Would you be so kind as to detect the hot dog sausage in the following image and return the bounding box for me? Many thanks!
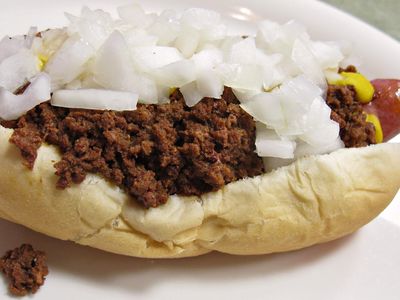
[364,79,400,142]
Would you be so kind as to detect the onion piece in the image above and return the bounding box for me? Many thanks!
[291,38,326,88]
[135,75,159,104]
[324,69,342,83]
[51,89,138,111]
[181,8,221,30]
[255,124,296,159]
[123,29,158,47]
[93,30,158,104]
[192,48,223,72]
[180,70,223,107]
[228,37,258,64]
[278,75,322,123]
[200,24,226,42]
[153,59,196,87]
[39,28,69,60]
[257,20,308,54]
[181,8,226,44]
[256,20,283,50]
[217,63,263,91]
[93,30,136,91]
[174,27,200,58]
[131,46,183,72]
[0,49,40,92]
[241,92,285,128]
[66,6,114,50]
[0,73,51,120]
[117,4,155,29]
[232,88,260,103]
[295,137,344,158]
[0,36,25,63]
[300,119,340,147]
[147,10,180,46]
[196,70,223,99]
[45,34,94,90]
[256,138,296,159]
[24,27,38,49]
[0,27,37,64]
[310,41,344,69]
[180,81,203,107]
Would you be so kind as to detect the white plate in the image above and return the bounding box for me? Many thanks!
[0,1,399,299]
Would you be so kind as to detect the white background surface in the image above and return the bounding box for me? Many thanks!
[0,0,399,299]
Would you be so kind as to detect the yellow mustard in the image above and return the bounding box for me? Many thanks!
[169,87,177,95]
[365,113,383,143]
[330,72,375,104]
[38,54,49,71]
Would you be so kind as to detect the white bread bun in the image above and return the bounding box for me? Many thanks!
[0,125,399,258]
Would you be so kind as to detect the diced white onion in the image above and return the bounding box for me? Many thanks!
[278,75,322,124]
[241,92,285,128]
[0,73,51,120]
[255,124,296,159]
[65,79,83,90]
[131,46,183,72]
[295,137,344,158]
[324,69,342,83]
[192,48,223,72]
[256,139,296,159]
[147,11,180,46]
[291,39,327,88]
[94,31,135,91]
[117,4,155,29]
[232,88,260,103]
[180,70,223,107]
[66,6,114,50]
[174,27,200,58]
[123,29,158,47]
[196,70,223,99]
[228,38,259,65]
[96,34,159,103]
[181,8,221,30]
[51,89,138,111]
[310,41,344,69]
[0,4,349,160]
[153,59,196,87]
[0,49,40,92]
[40,28,69,59]
[24,27,38,49]
[135,75,159,104]
[45,34,94,90]
[217,63,263,91]
[300,119,340,147]
[180,81,203,107]
[93,30,159,103]
[0,36,26,63]
[200,24,226,42]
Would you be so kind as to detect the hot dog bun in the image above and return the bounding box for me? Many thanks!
[0,125,399,258]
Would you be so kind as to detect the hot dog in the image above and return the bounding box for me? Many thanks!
[0,5,399,258]
[364,79,400,142]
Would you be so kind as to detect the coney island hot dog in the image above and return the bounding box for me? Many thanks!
[0,5,399,258]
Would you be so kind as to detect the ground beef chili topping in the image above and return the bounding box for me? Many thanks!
[0,244,49,296]
[326,84,376,147]
[1,83,376,208]
[1,87,264,208]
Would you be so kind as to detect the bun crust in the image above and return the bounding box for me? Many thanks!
[0,126,399,258]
